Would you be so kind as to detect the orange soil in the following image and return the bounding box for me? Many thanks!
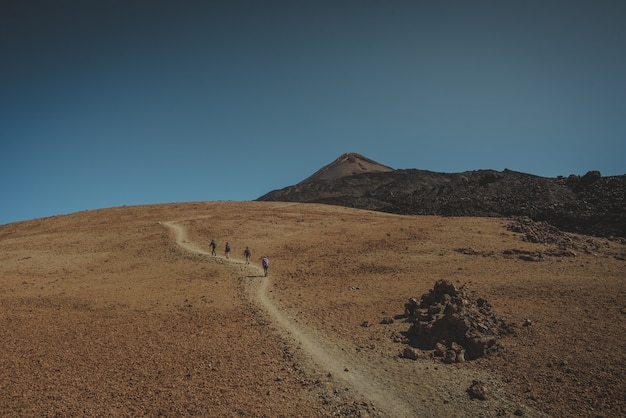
[0,201,624,417]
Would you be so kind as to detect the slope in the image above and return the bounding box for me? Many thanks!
[299,152,394,184]
[0,201,624,417]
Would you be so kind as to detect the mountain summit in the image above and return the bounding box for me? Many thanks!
[299,152,394,184]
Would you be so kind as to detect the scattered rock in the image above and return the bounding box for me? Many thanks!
[434,342,447,357]
[450,342,465,363]
[456,247,479,255]
[380,316,394,325]
[401,347,424,360]
[507,217,573,246]
[443,349,457,364]
[467,380,488,400]
[503,247,577,261]
[519,254,540,262]
[404,298,419,317]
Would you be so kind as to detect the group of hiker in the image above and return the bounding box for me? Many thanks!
[209,239,269,277]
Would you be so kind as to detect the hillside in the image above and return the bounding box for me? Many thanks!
[258,153,626,238]
[0,202,624,417]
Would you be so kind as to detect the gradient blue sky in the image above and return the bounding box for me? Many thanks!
[2,0,625,225]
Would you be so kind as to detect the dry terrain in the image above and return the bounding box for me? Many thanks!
[0,201,624,417]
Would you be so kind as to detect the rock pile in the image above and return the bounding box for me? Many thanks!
[507,216,573,246]
[506,216,623,257]
[405,279,512,362]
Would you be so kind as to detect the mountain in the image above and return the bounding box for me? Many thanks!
[299,152,394,183]
[258,153,626,238]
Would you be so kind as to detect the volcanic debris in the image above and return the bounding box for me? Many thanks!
[404,279,513,362]
[506,216,573,246]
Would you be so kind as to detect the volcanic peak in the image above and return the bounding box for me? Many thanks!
[299,152,394,184]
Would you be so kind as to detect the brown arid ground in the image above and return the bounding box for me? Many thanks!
[0,201,624,417]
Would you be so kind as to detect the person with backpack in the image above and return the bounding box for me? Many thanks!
[260,255,269,277]
[209,239,217,256]
[225,242,231,259]
[244,247,251,264]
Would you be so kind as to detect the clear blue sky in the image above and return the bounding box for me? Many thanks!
[2,0,625,225]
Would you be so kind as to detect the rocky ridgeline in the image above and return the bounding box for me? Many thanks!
[402,280,513,363]
[259,159,626,239]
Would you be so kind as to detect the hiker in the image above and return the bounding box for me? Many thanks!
[225,242,231,259]
[244,247,251,264]
[210,239,217,256]
[261,255,269,277]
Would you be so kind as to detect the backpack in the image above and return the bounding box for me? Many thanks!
[262,257,269,267]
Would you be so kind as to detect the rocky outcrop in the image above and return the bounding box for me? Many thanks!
[404,280,513,361]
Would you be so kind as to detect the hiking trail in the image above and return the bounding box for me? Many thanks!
[163,220,415,417]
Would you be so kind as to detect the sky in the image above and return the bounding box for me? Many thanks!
[2,0,625,225]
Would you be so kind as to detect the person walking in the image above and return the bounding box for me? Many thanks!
[244,247,251,264]
[225,242,231,259]
[260,255,269,277]
[209,239,217,256]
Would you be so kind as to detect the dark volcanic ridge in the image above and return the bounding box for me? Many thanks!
[258,153,626,238]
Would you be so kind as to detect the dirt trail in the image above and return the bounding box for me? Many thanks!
[163,221,415,416]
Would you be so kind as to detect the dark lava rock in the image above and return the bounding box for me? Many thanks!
[258,155,626,239]
[405,279,513,361]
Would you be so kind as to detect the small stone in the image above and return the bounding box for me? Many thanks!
[401,346,423,360]
[434,343,447,357]
[443,350,457,364]
[467,380,488,400]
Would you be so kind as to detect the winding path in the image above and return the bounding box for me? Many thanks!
[163,220,415,416]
